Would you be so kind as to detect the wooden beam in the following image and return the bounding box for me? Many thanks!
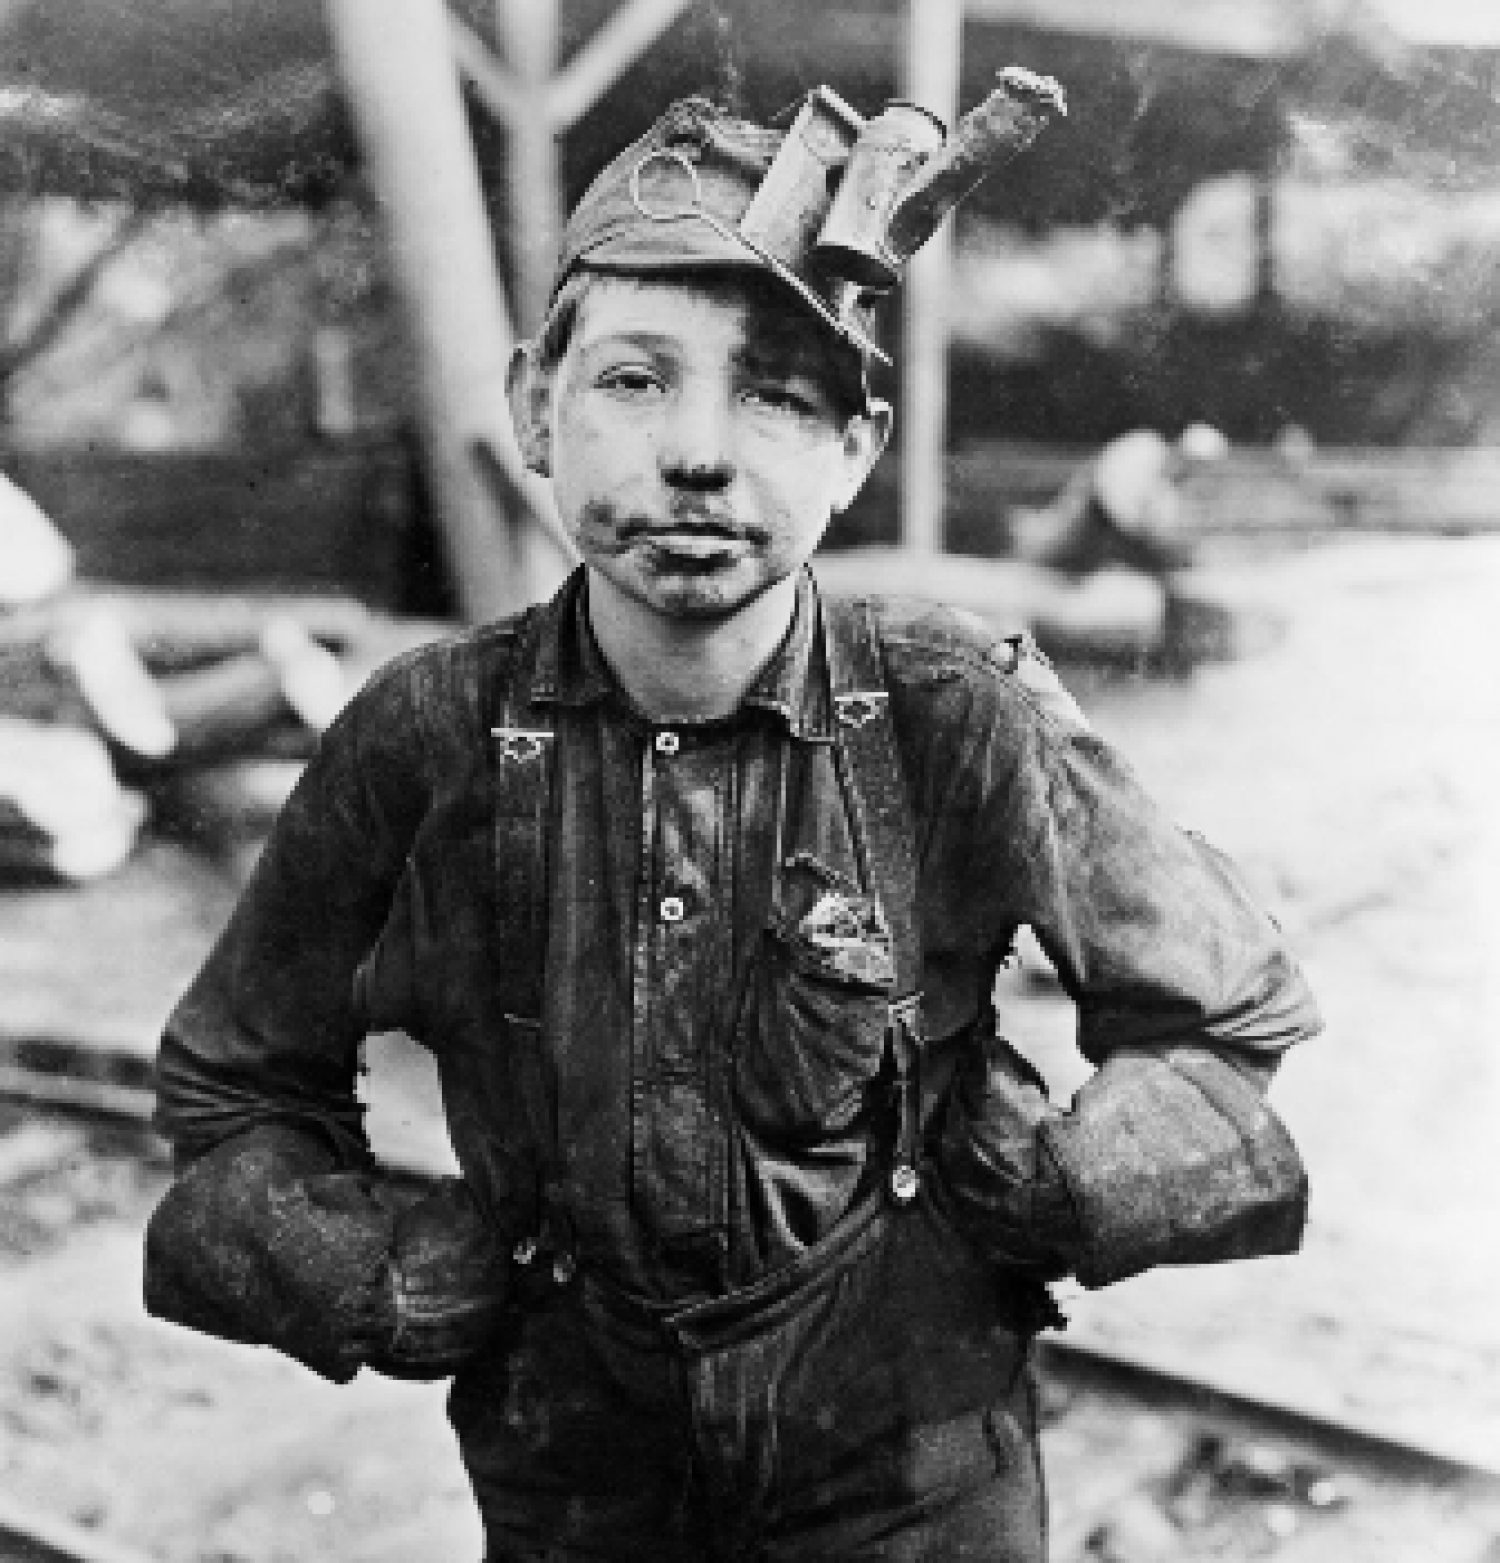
[452,0,695,331]
[325,0,555,620]
[874,439,1500,542]
[494,0,565,335]
[452,0,693,134]
[548,0,695,131]
[899,0,963,555]
[1372,0,1500,47]
[447,11,527,126]
[964,0,1306,57]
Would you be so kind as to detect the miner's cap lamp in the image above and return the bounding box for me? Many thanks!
[551,67,1066,375]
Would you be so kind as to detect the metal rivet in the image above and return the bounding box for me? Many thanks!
[660,895,685,923]
[889,1165,920,1204]
[835,692,888,730]
[491,728,551,765]
[655,729,680,756]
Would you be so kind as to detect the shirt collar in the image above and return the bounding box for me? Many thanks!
[522,566,833,740]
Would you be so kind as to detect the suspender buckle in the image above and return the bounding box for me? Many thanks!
[886,991,925,1205]
[491,727,553,765]
[888,992,922,1043]
[834,690,889,730]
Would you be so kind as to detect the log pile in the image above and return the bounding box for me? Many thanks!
[0,718,146,882]
[0,592,448,884]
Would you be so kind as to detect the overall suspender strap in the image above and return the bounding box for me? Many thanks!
[487,607,555,1025]
[484,608,568,1273]
[821,595,927,1204]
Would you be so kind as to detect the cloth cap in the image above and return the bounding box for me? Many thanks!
[553,95,883,374]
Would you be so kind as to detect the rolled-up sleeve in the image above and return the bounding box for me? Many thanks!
[1015,704,1318,1067]
[155,653,427,1165]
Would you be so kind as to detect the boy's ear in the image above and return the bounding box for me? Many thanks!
[506,343,553,478]
[831,398,893,515]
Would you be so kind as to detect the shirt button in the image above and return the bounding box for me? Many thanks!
[655,729,680,756]
[660,895,685,923]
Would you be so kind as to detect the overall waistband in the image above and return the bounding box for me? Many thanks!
[581,1189,891,1355]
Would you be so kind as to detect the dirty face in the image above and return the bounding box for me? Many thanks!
[510,272,889,621]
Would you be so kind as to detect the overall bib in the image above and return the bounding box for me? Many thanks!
[374,599,1050,1561]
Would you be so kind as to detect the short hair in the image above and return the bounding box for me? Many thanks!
[534,271,594,372]
[531,267,871,424]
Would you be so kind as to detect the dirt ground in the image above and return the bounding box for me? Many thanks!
[1,533,1498,1560]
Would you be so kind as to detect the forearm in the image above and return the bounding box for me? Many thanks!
[143,1123,396,1382]
[144,1123,515,1383]
[154,1027,373,1168]
[935,1030,1081,1279]
[1039,1041,1306,1288]
[938,1026,1305,1291]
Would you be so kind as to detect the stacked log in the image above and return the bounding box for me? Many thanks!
[0,718,145,882]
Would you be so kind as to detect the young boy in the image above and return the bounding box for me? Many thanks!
[145,86,1319,1561]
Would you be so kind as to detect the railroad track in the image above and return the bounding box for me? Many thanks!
[2,1057,1497,1562]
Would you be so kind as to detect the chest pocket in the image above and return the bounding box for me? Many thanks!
[732,597,928,1197]
[736,855,896,1139]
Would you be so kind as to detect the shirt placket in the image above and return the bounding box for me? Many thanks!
[630,725,731,1259]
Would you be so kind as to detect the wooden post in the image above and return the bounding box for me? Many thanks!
[1255,172,1276,307]
[494,0,565,336]
[900,0,964,555]
[463,0,693,332]
[457,0,692,137]
[324,0,561,621]
[548,0,695,129]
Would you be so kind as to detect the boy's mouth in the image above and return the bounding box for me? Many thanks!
[579,502,769,559]
[618,515,767,548]
[638,530,750,571]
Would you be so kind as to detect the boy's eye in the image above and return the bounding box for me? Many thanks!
[596,366,665,397]
[743,383,823,418]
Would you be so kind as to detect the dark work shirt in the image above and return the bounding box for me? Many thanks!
[155,568,1320,1308]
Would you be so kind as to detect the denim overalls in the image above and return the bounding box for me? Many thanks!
[367,598,1051,1560]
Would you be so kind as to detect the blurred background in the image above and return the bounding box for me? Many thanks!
[0,3,1497,1560]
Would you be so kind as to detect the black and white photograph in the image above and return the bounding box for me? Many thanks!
[0,2,1497,1559]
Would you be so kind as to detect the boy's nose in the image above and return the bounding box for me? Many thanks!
[659,392,735,492]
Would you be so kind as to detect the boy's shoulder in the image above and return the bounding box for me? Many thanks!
[835,591,1091,736]
[349,605,543,739]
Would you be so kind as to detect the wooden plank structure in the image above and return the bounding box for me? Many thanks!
[1202,446,1500,536]
[965,0,1308,57]
[323,0,573,621]
[860,441,1500,553]
[0,0,573,622]
[6,443,414,599]
[452,0,696,334]
[899,0,964,555]
[6,0,1492,611]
